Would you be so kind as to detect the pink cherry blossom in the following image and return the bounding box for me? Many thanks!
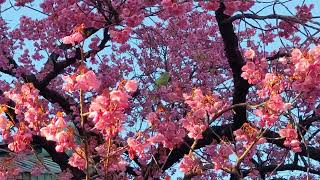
[241,60,266,84]
[62,32,84,45]
[110,27,132,44]
[147,133,166,145]
[267,94,291,112]
[40,124,57,141]
[55,131,75,152]
[110,90,130,107]
[0,1,319,179]
[205,142,234,170]
[0,117,7,130]
[63,70,100,92]
[124,80,138,92]
[291,48,303,63]
[62,75,77,92]
[279,124,301,152]
[179,155,198,173]
[8,125,32,152]
[69,153,86,170]
[54,116,67,129]
[146,112,159,127]
[75,70,101,91]
[244,48,255,59]
[294,60,310,73]
[127,137,147,159]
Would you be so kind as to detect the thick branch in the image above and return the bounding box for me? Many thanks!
[300,115,319,134]
[40,28,109,88]
[148,3,251,175]
[216,3,250,130]
[266,52,290,61]
[1,28,109,114]
[161,124,233,171]
[0,27,110,179]
[264,129,320,162]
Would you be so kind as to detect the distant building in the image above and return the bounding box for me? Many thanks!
[0,146,61,180]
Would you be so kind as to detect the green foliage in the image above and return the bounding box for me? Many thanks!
[155,72,170,87]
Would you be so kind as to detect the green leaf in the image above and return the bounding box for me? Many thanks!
[155,72,170,87]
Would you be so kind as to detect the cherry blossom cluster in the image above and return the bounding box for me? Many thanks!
[110,28,132,44]
[295,4,314,22]
[205,142,234,170]
[146,112,186,150]
[8,123,33,152]
[0,18,13,66]
[61,23,85,45]
[179,155,200,173]
[233,123,267,166]
[8,0,105,70]
[278,21,298,39]
[181,88,225,139]
[257,73,286,98]
[63,69,101,92]
[62,32,84,45]
[108,0,148,44]
[0,115,11,141]
[15,0,34,6]
[94,143,128,174]
[244,46,320,119]
[279,124,302,152]
[255,94,291,127]
[4,83,48,131]
[0,0,319,178]
[279,4,313,38]
[127,137,149,161]
[63,67,138,171]
[2,84,47,152]
[68,148,86,170]
[160,0,191,18]
[234,123,266,148]
[88,87,134,139]
[108,0,256,45]
[241,54,268,85]
[241,49,296,127]
[40,113,76,152]
[199,0,254,15]
[290,47,320,100]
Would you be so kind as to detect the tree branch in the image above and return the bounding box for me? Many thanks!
[244,163,320,177]
[216,3,250,130]
[224,13,320,30]
[145,3,251,176]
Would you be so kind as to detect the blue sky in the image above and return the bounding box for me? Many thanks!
[1,0,320,179]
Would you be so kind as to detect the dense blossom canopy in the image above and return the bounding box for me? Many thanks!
[0,0,320,179]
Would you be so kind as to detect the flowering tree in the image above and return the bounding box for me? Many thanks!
[0,0,320,179]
